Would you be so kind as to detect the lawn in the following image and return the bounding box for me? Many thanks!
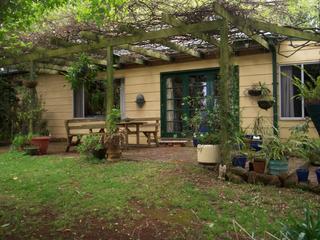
[0,152,319,239]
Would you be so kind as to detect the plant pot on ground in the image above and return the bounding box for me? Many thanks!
[76,134,106,160]
[24,145,39,155]
[31,136,50,155]
[316,169,320,184]
[296,168,309,183]
[197,133,220,164]
[232,155,247,168]
[105,108,123,161]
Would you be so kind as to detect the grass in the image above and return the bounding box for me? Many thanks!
[0,151,319,239]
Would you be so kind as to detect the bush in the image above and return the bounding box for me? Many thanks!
[76,134,104,156]
[11,134,32,150]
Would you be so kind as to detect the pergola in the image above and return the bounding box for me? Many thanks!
[1,2,320,163]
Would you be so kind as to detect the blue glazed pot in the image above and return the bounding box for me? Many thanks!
[193,137,199,147]
[296,168,309,183]
[232,155,247,168]
[250,140,262,151]
[268,160,288,176]
[315,169,320,184]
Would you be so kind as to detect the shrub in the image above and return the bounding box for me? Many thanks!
[11,134,32,150]
[76,134,104,156]
[282,208,320,240]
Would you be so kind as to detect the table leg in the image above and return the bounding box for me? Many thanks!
[136,124,140,145]
[125,125,129,148]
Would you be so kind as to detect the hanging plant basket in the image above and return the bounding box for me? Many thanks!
[248,89,262,96]
[23,80,38,89]
[258,99,274,110]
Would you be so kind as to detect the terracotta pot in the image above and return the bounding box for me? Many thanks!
[253,160,266,173]
[31,136,50,155]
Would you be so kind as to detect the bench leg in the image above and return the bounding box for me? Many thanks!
[154,132,159,147]
[65,136,72,152]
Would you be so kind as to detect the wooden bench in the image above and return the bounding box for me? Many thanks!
[65,118,106,152]
[122,117,160,146]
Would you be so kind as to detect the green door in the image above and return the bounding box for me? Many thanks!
[160,69,219,138]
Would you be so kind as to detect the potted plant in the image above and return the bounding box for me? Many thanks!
[249,151,266,173]
[11,134,33,151]
[76,134,106,159]
[231,129,248,168]
[197,132,220,164]
[248,84,262,96]
[105,108,123,160]
[30,120,51,155]
[260,134,290,176]
[294,74,320,135]
[256,82,274,110]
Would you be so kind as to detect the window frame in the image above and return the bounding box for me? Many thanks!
[72,78,125,119]
[279,61,319,120]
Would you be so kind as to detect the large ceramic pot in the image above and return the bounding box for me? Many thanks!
[268,160,288,176]
[197,144,220,164]
[305,103,320,136]
[31,136,50,155]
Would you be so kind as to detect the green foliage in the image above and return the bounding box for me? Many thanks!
[76,134,104,155]
[182,96,220,138]
[0,76,19,141]
[197,133,220,145]
[16,86,45,134]
[106,108,121,134]
[11,134,32,150]
[65,54,98,91]
[293,74,320,104]
[282,208,320,240]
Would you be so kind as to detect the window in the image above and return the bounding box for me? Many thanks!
[280,63,320,118]
[73,79,125,118]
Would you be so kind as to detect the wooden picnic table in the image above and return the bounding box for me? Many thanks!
[116,121,146,146]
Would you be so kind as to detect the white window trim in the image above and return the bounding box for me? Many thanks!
[72,79,125,119]
[279,61,320,120]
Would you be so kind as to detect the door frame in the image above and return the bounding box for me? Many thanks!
[160,68,220,138]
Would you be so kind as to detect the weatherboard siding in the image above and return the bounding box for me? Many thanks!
[36,41,320,139]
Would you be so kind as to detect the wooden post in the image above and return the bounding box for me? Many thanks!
[29,61,35,134]
[105,45,114,127]
[219,20,232,164]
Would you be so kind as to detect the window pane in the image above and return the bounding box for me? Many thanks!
[280,65,302,118]
[304,64,320,116]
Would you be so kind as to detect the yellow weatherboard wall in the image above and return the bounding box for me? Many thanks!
[36,41,320,140]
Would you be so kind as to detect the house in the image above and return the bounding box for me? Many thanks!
[35,40,320,142]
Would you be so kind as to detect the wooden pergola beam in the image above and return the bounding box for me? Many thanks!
[213,3,320,46]
[155,39,203,58]
[36,63,69,72]
[0,21,222,66]
[106,46,114,119]
[162,14,221,47]
[212,3,270,50]
[116,55,147,65]
[120,44,172,61]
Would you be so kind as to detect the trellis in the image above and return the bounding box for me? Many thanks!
[1,2,319,163]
